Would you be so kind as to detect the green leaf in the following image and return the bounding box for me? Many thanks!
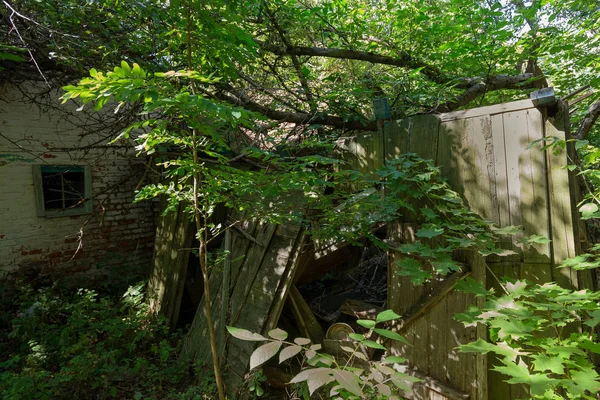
[532,354,564,375]
[331,369,363,397]
[226,326,267,341]
[121,61,131,74]
[374,328,409,344]
[382,356,407,364]
[376,310,401,323]
[519,234,551,245]
[349,333,365,342]
[357,319,376,329]
[584,310,600,328]
[268,328,288,340]
[563,369,600,396]
[0,52,26,62]
[395,258,430,285]
[454,277,492,297]
[294,337,311,346]
[479,248,518,257]
[579,203,599,219]
[415,226,444,238]
[290,368,335,395]
[491,225,522,235]
[90,68,98,77]
[459,338,525,359]
[279,345,302,363]
[362,340,387,350]
[250,341,282,369]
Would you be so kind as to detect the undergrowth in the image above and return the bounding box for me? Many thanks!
[0,279,215,400]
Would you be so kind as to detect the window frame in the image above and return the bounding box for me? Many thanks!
[33,165,92,218]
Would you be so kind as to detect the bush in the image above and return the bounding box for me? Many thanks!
[0,281,213,400]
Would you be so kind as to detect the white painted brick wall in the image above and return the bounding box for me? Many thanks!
[0,83,156,279]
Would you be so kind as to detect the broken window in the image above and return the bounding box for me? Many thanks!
[33,165,92,217]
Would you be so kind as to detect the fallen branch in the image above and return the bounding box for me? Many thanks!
[576,97,600,140]
[437,74,536,112]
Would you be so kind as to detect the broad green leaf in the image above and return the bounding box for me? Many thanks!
[395,258,430,285]
[376,310,401,323]
[415,226,444,238]
[454,277,491,297]
[579,203,598,219]
[532,354,564,375]
[349,333,364,342]
[363,340,387,350]
[290,368,334,395]
[374,328,409,344]
[250,341,282,369]
[357,319,376,329]
[505,280,528,298]
[226,326,267,341]
[491,225,522,235]
[584,310,600,328]
[479,248,518,257]
[382,356,407,364]
[563,369,600,396]
[294,337,311,345]
[519,234,551,245]
[268,328,288,340]
[279,345,302,363]
[331,369,363,397]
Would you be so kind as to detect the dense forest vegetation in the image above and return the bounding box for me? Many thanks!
[1,0,600,399]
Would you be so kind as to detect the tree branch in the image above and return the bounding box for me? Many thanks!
[436,73,536,112]
[215,85,377,131]
[576,97,600,140]
[256,40,446,85]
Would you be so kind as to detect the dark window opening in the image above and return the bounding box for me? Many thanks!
[34,165,92,217]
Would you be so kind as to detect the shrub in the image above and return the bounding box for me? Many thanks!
[0,281,213,400]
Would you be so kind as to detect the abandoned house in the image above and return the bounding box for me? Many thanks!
[146,92,595,400]
[0,82,156,282]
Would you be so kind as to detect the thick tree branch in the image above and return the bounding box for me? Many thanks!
[214,85,377,131]
[576,98,600,140]
[256,40,446,85]
[436,73,536,112]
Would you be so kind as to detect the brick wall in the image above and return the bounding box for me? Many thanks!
[0,83,156,281]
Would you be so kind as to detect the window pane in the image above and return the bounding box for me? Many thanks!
[41,167,86,211]
[62,171,85,208]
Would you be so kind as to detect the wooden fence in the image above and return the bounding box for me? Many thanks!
[339,98,593,399]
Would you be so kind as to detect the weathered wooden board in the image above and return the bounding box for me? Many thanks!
[147,202,193,327]
[224,223,306,398]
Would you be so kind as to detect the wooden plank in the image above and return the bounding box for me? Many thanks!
[147,203,193,326]
[428,295,448,392]
[228,213,257,290]
[437,118,466,194]
[384,117,411,160]
[461,116,496,219]
[223,223,304,396]
[445,289,474,397]
[544,103,581,288]
[454,250,488,400]
[167,207,193,327]
[408,115,440,163]
[491,114,512,252]
[229,222,278,318]
[263,229,306,332]
[521,108,552,260]
[502,111,525,240]
[439,99,535,122]
[287,284,325,343]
